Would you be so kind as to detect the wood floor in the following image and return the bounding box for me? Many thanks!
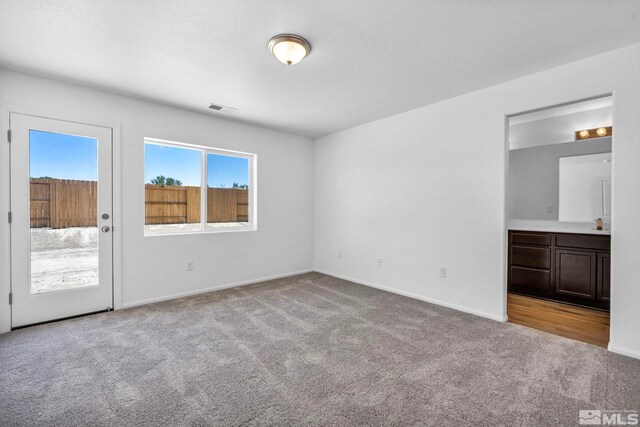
[507,293,610,348]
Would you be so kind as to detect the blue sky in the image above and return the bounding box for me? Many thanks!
[145,143,249,187]
[29,132,249,187]
[206,153,249,188]
[30,130,98,180]
[144,144,201,185]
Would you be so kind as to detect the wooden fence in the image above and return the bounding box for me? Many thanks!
[144,185,249,224]
[30,178,97,228]
[29,179,248,228]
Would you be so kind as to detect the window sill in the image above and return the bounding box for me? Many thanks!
[144,223,256,237]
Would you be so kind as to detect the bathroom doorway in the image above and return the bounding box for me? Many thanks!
[505,95,613,347]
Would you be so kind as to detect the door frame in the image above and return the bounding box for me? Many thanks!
[501,93,615,346]
[0,104,123,333]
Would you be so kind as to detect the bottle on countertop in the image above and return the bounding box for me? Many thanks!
[594,217,604,231]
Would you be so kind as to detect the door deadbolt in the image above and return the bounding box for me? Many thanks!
[102,213,110,220]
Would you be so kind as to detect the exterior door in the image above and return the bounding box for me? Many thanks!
[10,113,113,327]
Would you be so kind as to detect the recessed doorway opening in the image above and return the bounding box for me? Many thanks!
[505,95,613,347]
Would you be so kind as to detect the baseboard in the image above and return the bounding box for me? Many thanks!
[608,343,640,360]
[314,269,508,323]
[120,269,314,309]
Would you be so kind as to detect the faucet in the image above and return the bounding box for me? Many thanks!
[594,218,604,231]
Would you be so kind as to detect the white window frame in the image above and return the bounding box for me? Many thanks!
[144,137,257,236]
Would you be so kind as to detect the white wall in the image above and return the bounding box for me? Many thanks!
[0,69,315,333]
[314,42,640,359]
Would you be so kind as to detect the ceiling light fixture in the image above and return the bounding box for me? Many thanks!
[578,130,590,139]
[575,126,612,141]
[268,34,311,66]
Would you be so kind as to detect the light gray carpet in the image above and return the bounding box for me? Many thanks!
[1,272,639,426]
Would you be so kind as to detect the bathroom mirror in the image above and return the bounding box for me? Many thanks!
[508,138,611,221]
[558,153,611,222]
[507,96,612,223]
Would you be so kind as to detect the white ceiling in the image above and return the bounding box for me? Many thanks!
[1,1,640,138]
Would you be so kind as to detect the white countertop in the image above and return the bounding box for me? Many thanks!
[508,219,611,235]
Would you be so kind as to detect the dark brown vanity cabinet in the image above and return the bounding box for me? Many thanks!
[508,230,610,310]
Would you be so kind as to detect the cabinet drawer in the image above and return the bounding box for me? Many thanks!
[510,232,551,247]
[555,234,610,251]
[510,266,551,291]
[511,246,551,269]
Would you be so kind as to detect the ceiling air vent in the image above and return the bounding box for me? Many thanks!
[208,103,237,113]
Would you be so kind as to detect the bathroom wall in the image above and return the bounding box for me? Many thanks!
[509,105,612,150]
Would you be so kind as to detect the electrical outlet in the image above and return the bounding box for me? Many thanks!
[338,250,343,259]
[186,261,194,271]
[439,267,447,278]
[376,257,383,267]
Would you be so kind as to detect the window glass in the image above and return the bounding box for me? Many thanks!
[206,153,250,229]
[29,130,99,294]
[144,139,255,235]
[144,143,202,234]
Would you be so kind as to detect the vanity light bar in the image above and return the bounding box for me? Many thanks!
[575,126,612,141]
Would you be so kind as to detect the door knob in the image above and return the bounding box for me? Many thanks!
[101,226,110,233]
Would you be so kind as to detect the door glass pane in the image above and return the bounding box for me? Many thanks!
[206,153,250,229]
[144,143,202,234]
[29,130,99,294]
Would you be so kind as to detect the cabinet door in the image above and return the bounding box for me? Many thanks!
[555,250,597,299]
[597,253,611,302]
